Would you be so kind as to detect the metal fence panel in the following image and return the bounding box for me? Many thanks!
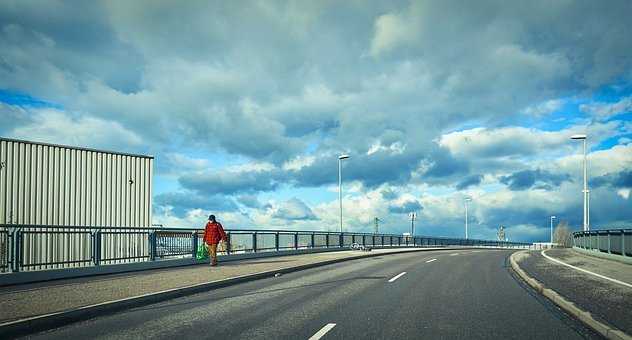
[0,229,8,272]
[100,231,150,264]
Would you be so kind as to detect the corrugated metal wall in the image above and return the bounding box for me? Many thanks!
[0,138,153,227]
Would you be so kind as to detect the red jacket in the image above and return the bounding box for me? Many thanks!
[203,221,226,245]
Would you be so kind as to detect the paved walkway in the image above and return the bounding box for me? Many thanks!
[517,248,632,335]
[0,248,440,324]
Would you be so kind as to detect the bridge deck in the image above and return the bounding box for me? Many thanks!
[0,247,440,324]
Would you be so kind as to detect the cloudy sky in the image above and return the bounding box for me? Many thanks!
[1,1,631,242]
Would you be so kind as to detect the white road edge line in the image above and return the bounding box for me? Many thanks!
[309,323,336,340]
[541,250,632,289]
[388,272,407,283]
[426,258,437,263]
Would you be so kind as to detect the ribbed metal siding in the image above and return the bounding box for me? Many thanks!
[0,139,153,227]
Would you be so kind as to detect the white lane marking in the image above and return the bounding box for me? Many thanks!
[541,250,632,289]
[309,323,336,340]
[388,272,407,283]
[449,253,459,256]
[426,258,437,263]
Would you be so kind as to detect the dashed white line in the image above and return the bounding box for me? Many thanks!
[426,258,437,263]
[309,323,336,340]
[449,253,459,256]
[388,272,407,282]
[541,250,632,289]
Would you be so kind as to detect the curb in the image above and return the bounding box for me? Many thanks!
[509,251,632,340]
[0,246,469,338]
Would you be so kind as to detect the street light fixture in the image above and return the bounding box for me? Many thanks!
[409,212,417,236]
[550,215,556,244]
[338,154,350,233]
[464,197,472,239]
[570,134,589,231]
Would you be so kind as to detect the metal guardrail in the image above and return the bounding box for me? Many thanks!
[0,224,530,273]
[572,229,631,256]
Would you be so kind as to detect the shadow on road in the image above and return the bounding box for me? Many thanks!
[133,275,387,312]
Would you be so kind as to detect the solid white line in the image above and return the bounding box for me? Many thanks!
[388,272,407,282]
[309,323,336,340]
[426,258,437,263]
[541,250,632,289]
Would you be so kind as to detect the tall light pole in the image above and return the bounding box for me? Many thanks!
[570,134,589,231]
[409,212,417,236]
[550,215,556,244]
[464,197,472,239]
[338,154,350,233]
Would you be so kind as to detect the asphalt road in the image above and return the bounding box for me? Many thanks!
[24,249,602,340]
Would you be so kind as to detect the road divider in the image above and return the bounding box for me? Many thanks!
[309,323,336,340]
[388,272,407,283]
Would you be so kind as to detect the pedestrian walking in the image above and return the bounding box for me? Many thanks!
[202,214,227,267]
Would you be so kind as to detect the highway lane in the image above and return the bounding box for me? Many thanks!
[24,249,602,340]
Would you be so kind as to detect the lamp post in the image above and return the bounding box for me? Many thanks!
[464,197,472,239]
[550,215,556,244]
[338,154,350,233]
[570,134,589,231]
[409,212,417,236]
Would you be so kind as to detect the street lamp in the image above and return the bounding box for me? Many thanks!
[570,134,589,231]
[338,154,350,233]
[464,197,472,239]
[409,212,417,236]
[550,215,556,244]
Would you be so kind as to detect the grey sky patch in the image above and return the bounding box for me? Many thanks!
[154,191,239,218]
[591,170,632,188]
[272,198,317,221]
[456,174,483,190]
[500,169,571,191]
[179,168,284,195]
[388,200,422,214]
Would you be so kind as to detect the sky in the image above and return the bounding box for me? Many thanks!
[1,1,631,242]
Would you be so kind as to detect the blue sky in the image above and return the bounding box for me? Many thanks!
[1,1,631,242]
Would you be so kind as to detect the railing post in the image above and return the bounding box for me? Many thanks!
[294,232,299,250]
[607,232,611,254]
[275,232,280,252]
[225,232,231,255]
[192,231,198,258]
[10,230,17,273]
[311,233,315,249]
[15,230,22,273]
[252,232,257,253]
[362,235,366,246]
[94,231,102,265]
[339,233,343,248]
[622,230,626,257]
[149,231,156,261]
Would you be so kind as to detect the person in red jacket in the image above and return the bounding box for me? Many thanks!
[203,214,227,266]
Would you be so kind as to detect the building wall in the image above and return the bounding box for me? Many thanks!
[0,138,153,227]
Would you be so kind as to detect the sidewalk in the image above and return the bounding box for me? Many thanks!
[0,247,439,324]
[516,248,632,336]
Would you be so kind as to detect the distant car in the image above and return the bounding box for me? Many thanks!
[350,242,372,251]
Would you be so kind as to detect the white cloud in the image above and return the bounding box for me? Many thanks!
[522,99,564,116]
[8,108,143,151]
[370,12,416,57]
[580,96,632,120]
[283,155,316,171]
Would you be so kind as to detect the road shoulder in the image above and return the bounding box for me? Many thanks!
[510,250,632,340]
